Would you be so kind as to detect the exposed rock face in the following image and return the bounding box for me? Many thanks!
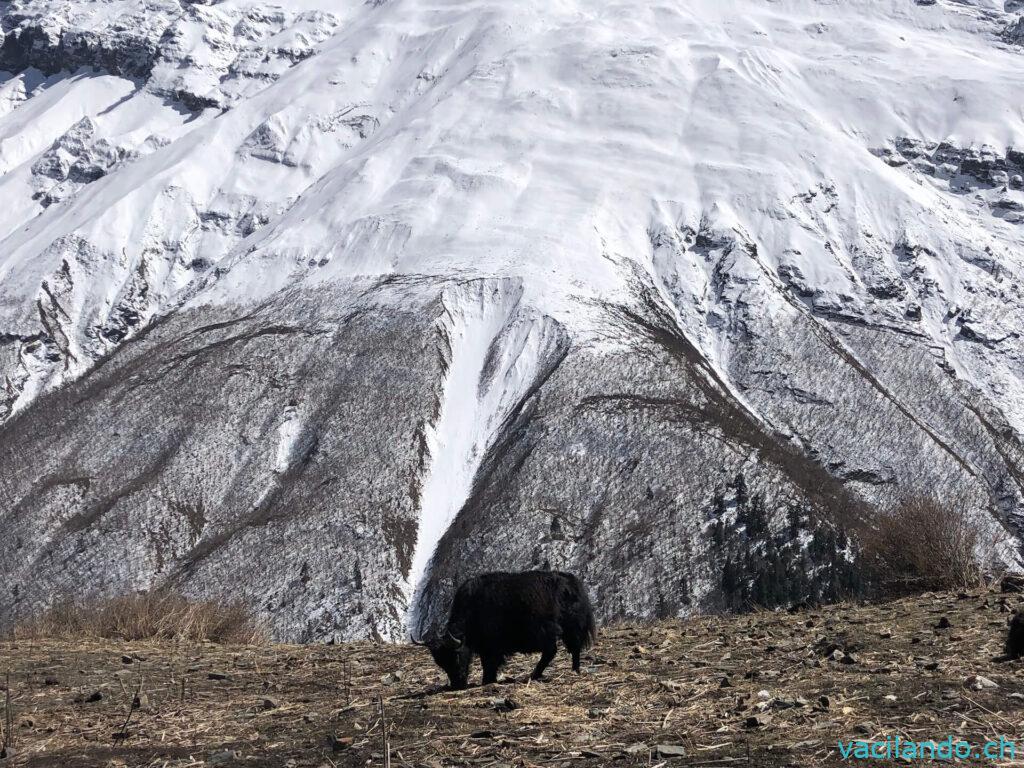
[1004,15,1024,44]
[1,0,1023,641]
[875,139,1024,225]
[0,1,342,109]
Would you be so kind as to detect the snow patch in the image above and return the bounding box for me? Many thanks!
[405,279,565,637]
[275,402,306,474]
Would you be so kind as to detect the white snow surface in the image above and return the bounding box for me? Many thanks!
[2,0,1024,618]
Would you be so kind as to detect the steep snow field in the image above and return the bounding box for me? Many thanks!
[1,0,1023,640]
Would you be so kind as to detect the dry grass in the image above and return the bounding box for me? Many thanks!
[12,592,264,645]
[1,589,1022,767]
[861,495,981,595]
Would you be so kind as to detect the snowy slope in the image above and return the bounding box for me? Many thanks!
[1,0,1023,641]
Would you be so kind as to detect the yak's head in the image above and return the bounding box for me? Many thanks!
[414,630,471,690]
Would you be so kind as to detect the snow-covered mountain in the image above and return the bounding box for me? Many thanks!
[1,0,1023,641]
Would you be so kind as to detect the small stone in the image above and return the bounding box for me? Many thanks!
[623,744,649,755]
[883,694,897,705]
[260,698,279,710]
[490,697,517,713]
[326,735,353,752]
[744,713,772,728]
[774,696,808,709]
[655,744,687,758]
[208,750,240,765]
[965,675,998,691]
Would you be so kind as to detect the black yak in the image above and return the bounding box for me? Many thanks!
[415,570,596,689]
[1007,610,1024,660]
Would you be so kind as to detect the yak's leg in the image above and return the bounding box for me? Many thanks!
[531,641,557,680]
[562,627,585,673]
[569,646,582,673]
[481,654,503,685]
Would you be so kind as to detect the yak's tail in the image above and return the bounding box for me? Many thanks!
[556,571,597,649]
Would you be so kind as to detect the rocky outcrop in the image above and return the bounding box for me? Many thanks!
[31,117,137,207]
[0,1,342,110]
[874,139,1024,224]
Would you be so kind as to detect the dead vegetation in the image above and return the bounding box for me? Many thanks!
[860,496,982,595]
[1,589,1023,767]
[11,592,264,645]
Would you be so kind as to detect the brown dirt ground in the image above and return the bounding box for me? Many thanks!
[1,590,1023,767]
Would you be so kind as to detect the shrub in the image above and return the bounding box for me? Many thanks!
[14,591,264,644]
[860,495,980,595]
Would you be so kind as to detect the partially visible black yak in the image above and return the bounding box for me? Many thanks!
[1007,610,1024,660]
[416,571,596,689]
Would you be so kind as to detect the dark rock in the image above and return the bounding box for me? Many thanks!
[744,713,772,728]
[208,750,240,766]
[325,735,353,752]
[489,697,518,713]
